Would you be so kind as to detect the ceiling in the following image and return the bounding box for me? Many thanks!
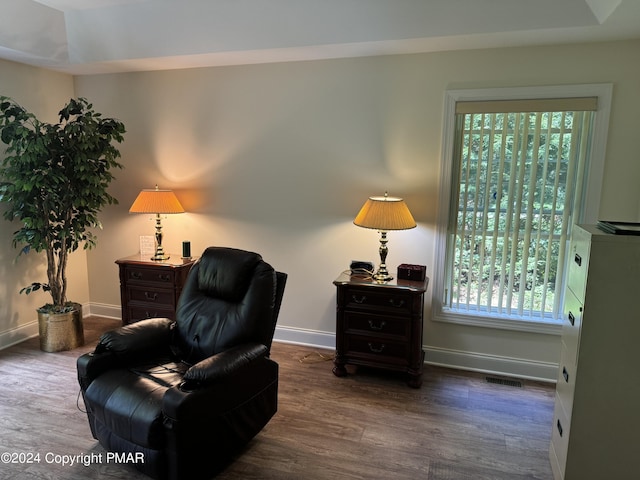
[0,0,638,75]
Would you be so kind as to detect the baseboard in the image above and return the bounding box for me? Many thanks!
[424,345,558,383]
[274,325,335,350]
[0,302,559,382]
[0,321,39,350]
[86,302,122,319]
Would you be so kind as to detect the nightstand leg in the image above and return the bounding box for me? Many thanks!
[407,372,423,388]
[407,349,425,388]
[333,356,347,377]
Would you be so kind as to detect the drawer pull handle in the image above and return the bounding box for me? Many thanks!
[144,292,158,301]
[352,295,367,304]
[568,311,575,326]
[574,253,582,267]
[557,419,563,437]
[389,298,405,308]
[145,311,158,319]
[367,343,385,354]
[158,274,171,282]
[368,320,386,331]
[562,367,569,383]
[131,271,143,280]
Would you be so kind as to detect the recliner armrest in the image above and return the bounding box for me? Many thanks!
[96,317,174,356]
[78,318,175,389]
[163,346,277,420]
[181,343,269,390]
[77,350,117,391]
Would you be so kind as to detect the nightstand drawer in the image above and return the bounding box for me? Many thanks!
[127,285,175,306]
[128,305,176,322]
[344,287,412,314]
[124,265,175,285]
[344,335,409,365]
[344,311,410,340]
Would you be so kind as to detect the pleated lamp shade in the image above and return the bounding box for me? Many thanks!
[129,186,185,214]
[353,194,416,231]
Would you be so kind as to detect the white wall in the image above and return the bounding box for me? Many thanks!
[2,38,640,380]
[0,59,85,347]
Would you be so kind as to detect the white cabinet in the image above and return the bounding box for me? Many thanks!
[550,224,640,480]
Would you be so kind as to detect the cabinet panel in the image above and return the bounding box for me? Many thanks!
[556,344,576,419]
[566,226,590,299]
[551,394,570,480]
[561,290,582,365]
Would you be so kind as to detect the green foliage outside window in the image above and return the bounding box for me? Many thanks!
[449,110,590,317]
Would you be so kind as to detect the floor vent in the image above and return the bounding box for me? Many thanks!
[486,376,523,388]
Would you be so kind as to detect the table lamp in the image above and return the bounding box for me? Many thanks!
[129,185,185,261]
[354,192,416,282]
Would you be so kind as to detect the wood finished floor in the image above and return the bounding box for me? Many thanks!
[0,317,555,480]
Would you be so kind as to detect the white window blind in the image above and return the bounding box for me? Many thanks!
[444,98,596,320]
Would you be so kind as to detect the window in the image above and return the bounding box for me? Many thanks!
[434,85,612,334]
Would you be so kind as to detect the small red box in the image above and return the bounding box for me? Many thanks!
[397,264,426,281]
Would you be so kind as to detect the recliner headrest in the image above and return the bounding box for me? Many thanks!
[197,247,264,302]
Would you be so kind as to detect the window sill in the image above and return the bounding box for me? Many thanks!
[434,307,562,335]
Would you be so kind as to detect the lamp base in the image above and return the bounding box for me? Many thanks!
[372,269,393,283]
[151,214,169,261]
[373,230,393,282]
[151,244,170,261]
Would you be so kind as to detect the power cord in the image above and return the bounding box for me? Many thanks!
[76,389,86,414]
[343,268,375,280]
[298,351,333,364]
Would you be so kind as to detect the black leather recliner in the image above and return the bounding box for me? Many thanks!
[77,247,287,480]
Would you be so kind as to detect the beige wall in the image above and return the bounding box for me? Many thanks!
[2,38,639,378]
[0,59,85,346]
[75,55,440,338]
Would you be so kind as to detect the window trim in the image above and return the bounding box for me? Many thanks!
[433,84,613,335]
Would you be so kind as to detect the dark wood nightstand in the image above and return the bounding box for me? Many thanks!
[333,271,429,388]
[116,254,197,325]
